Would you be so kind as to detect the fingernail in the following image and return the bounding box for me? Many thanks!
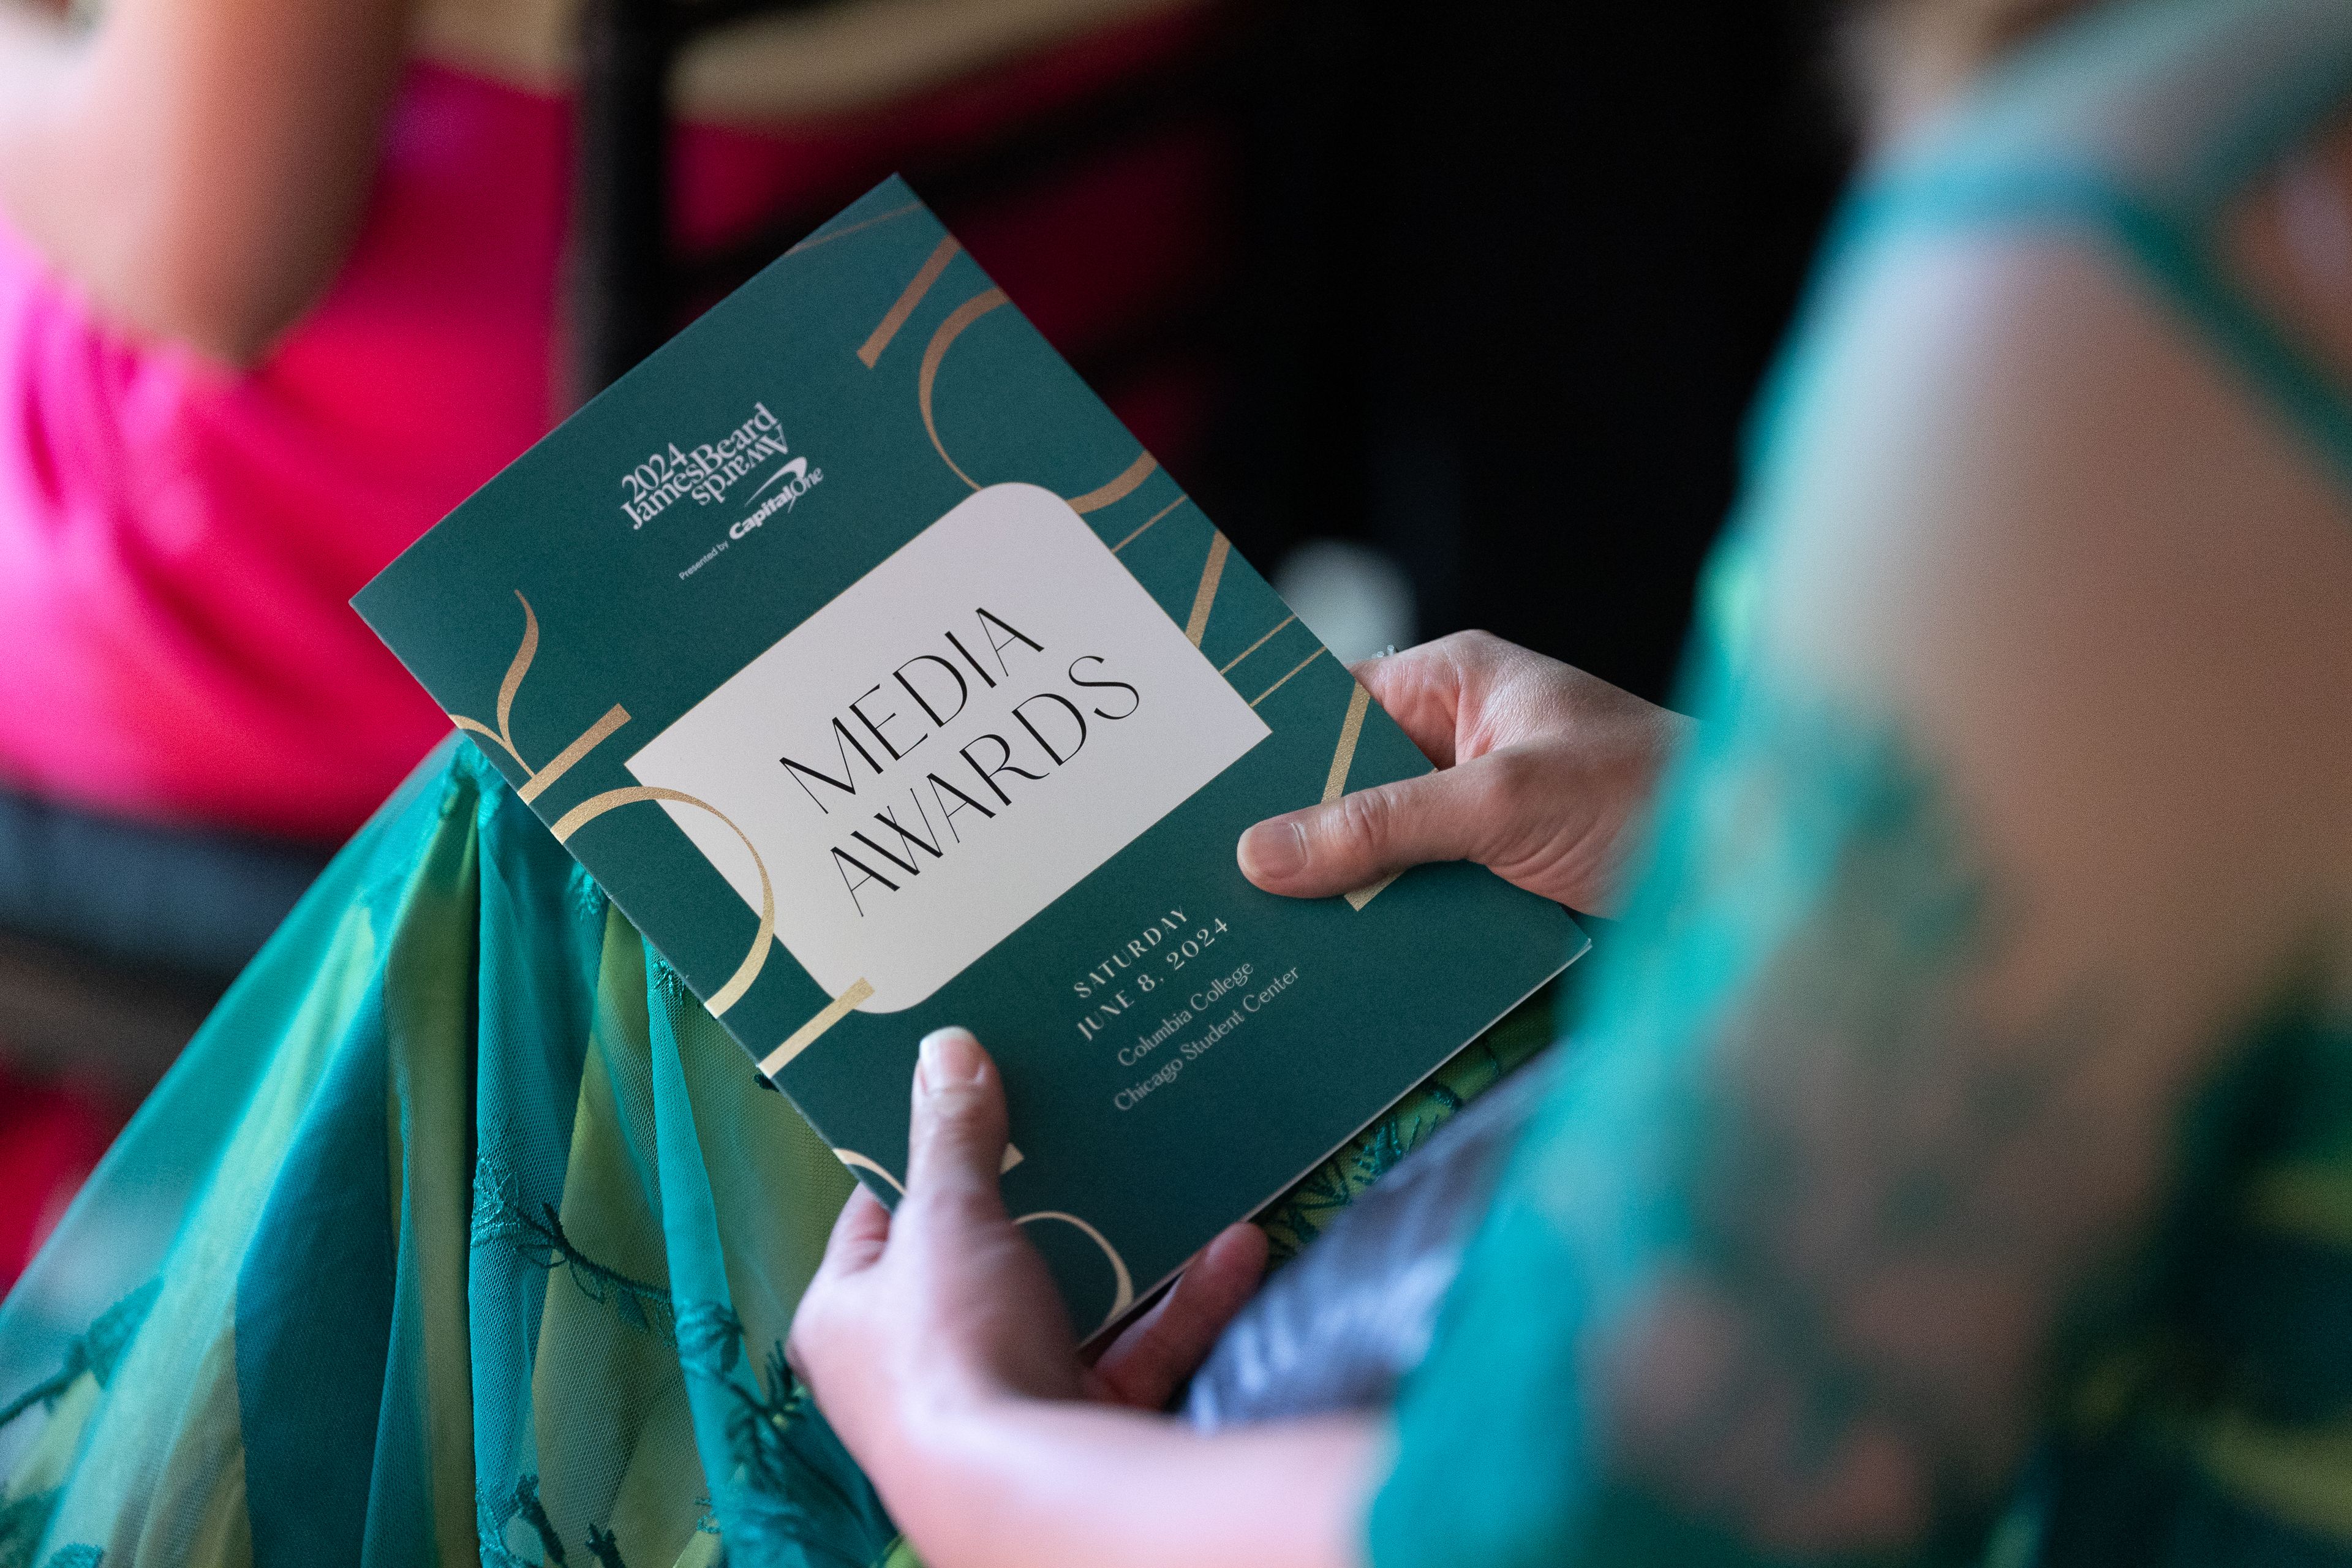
[918,1027,986,1092]
[1238,818,1307,880]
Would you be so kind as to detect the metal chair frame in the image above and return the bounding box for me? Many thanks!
[571,0,1251,398]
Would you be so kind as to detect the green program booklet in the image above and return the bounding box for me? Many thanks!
[354,176,1583,1336]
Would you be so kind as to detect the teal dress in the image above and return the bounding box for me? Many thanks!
[0,745,883,1568]
[1375,0,2352,1563]
[0,737,1542,1566]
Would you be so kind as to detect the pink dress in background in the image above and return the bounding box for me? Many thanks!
[0,23,1226,842]
[0,66,567,840]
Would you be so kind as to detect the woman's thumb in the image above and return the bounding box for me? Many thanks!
[1235,762,1497,899]
[903,1027,1012,1221]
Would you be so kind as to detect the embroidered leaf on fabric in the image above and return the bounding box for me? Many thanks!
[0,1488,61,1568]
[584,1523,628,1568]
[569,862,609,930]
[470,1156,675,1341]
[0,1279,161,1435]
[676,1301,746,1382]
[701,1340,894,1568]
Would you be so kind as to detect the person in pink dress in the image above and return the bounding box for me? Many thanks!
[0,0,1226,845]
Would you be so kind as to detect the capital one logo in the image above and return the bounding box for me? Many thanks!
[729,454,824,540]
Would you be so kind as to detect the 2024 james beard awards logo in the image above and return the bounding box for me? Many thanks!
[618,401,823,542]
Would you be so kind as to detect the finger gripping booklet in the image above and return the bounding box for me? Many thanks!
[355,177,1583,1337]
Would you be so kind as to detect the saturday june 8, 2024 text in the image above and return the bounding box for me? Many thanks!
[1069,908,1302,1113]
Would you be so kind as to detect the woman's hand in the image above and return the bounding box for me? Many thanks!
[790,1026,1267,1443]
[789,1026,1295,1564]
[790,1028,1373,1568]
[1237,631,1692,915]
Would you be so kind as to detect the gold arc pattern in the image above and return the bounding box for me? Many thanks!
[915,287,1010,491]
[831,1148,904,1197]
[1067,451,1159,516]
[825,1158,1131,1333]
[449,594,637,806]
[1111,496,1187,554]
[785,200,922,258]
[450,590,545,774]
[1248,646,1326,708]
[449,714,519,769]
[517,703,630,804]
[1182,533,1231,647]
[1236,645,1389,906]
[1016,1211,1136,1336]
[828,1144,1021,1195]
[494,588,538,753]
[1323,684,1373,805]
[760,978,876,1076]
[1324,684,1398,911]
[551,785,777,1017]
[480,225,1389,1059]
[858,234,962,368]
[899,278,1161,518]
[1218,613,1295,676]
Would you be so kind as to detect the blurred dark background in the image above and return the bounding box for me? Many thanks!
[1206,1,1847,702]
[586,0,1852,704]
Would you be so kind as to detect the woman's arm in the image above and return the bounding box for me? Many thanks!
[878,1398,1377,1568]
[0,0,412,366]
[789,1027,1382,1568]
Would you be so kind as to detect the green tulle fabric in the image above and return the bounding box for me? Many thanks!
[0,741,876,1567]
[0,737,1548,1568]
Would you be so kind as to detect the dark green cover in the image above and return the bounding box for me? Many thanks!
[355,177,1581,1335]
